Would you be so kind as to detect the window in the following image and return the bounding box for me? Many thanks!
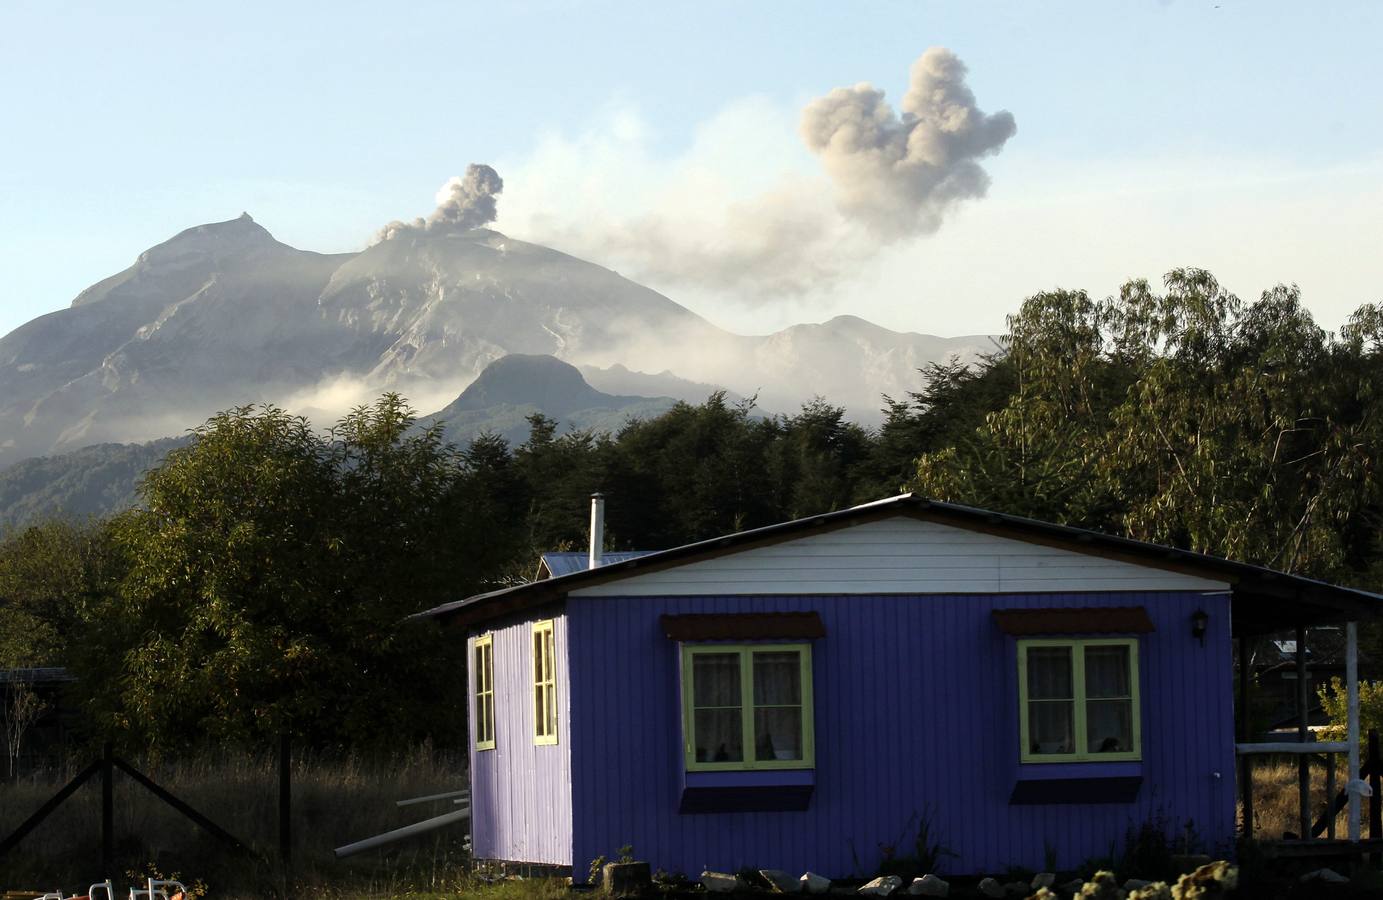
[474,634,495,751]
[681,644,814,771]
[533,620,558,745]
[1018,638,1140,763]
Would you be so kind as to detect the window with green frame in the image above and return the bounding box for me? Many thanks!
[474,633,495,751]
[1018,637,1141,763]
[680,643,814,771]
[533,620,558,745]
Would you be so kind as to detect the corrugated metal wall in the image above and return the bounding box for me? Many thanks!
[469,609,573,865]
[566,591,1234,878]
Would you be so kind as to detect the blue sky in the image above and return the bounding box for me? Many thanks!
[2,0,1380,338]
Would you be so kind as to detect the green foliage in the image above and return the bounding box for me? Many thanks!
[0,519,118,668]
[913,270,1383,588]
[75,396,470,750]
[1317,676,1383,741]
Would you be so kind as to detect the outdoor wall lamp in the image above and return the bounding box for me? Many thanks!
[1191,609,1209,646]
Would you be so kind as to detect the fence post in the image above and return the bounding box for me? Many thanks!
[1370,730,1381,842]
[280,732,292,887]
[1239,636,1254,837]
[1297,624,1310,840]
[101,741,113,874]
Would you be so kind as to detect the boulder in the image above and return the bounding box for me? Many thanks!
[1122,880,1150,892]
[977,877,1006,899]
[859,875,903,896]
[802,872,833,895]
[1126,883,1172,900]
[761,869,800,893]
[1002,881,1029,897]
[907,874,949,897]
[1300,867,1349,884]
[1059,879,1085,895]
[701,871,747,893]
[1031,873,1056,891]
[601,861,651,896]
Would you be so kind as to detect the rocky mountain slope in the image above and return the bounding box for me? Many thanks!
[0,213,987,469]
[0,354,678,529]
[419,354,676,447]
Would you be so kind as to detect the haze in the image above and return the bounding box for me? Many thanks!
[2,0,1381,340]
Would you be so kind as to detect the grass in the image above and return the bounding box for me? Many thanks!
[0,744,494,899]
[1242,755,1363,839]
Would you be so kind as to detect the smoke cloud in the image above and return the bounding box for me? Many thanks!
[801,47,1017,239]
[501,49,1013,304]
[376,163,504,242]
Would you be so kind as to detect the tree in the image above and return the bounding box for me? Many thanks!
[77,397,469,750]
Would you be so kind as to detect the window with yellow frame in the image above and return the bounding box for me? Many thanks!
[1018,637,1141,763]
[473,633,495,751]
[533,620,558,745]
[680,643,814,771]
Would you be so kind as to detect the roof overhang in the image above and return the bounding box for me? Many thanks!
[412,494,1383,636]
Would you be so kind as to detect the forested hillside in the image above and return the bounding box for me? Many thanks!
[3,269,1380,756]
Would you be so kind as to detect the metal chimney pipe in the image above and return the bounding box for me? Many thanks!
[589,493,605,570]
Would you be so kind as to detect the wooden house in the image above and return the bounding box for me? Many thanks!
[416,494,1383,877]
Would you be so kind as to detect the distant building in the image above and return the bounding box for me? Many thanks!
[416,494,1383,877]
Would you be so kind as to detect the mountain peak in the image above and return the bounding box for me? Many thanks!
[134,213,279,269]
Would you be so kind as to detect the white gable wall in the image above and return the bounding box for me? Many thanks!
[569,515,1229,596]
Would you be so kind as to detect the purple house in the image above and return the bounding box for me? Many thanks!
[416,494,1382,878]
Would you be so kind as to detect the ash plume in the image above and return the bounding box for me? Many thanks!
[376,163,504,242]
[801,47,1017,239]
[504,48,1014,302]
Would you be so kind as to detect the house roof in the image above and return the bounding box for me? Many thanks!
[414,494,1383,635]
[0,667,75,684]
[536,551,655,579]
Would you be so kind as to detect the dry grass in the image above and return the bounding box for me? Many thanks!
[0,744,484,899]
[1241,755,1361,840]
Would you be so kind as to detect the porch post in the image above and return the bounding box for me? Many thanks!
[1239,635,1254,836]
[1347,621,1361,842]
[1297,623,1310,839]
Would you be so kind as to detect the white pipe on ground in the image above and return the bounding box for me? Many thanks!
[334,807,471,858]
[589,492,605,570]
[1348,620,1361,842]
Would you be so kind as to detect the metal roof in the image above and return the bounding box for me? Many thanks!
[414,493,1383,635]
[537,551,655,579]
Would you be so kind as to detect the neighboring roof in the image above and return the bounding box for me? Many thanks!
[0,667,75,685]
[536,551,656,580]
[415,494,1383,635]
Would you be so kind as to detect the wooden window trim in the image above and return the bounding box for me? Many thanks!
[1017,637,1141,764]
[680,643,815,772]
[533,620,558,745]
[474,633,495,751]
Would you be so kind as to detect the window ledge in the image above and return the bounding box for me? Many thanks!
[679,769,814,814]
[1010,762,1142,805]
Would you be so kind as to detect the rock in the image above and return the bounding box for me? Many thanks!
[1002,882,1029,897]
[1123,880,1150,892]
[1172,860,1238,896]
[1169,854,1212,876]
[977,877,1006,899]
[859,875,903,896]
[1077,871,1122,899]
[1031,873,1056,890]
[761,869,800,893]
[1126,884,1172,900]
[1060,879,1085,895]
[602,861,651,896]
[701,871,747,893]
[1301,867,1349,884]
[908,874,949,897]
[802,872,833,895]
